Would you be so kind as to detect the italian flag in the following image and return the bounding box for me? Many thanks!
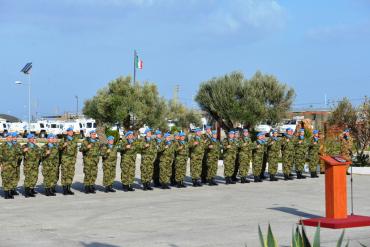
[135,54,143,69]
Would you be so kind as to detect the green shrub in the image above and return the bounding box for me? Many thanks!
[256,224,355,247]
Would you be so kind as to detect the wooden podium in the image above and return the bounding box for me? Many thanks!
[301,155,370,229]
[322,155,351,219]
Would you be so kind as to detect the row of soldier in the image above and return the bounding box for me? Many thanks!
[0,126,352,199]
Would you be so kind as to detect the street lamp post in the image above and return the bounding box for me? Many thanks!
[15,79,31,132]
[19,62,33,132]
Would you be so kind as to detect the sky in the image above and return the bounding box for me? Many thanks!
[1,0,370,120]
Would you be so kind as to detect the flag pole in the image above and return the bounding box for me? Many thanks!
[133,49,136,84]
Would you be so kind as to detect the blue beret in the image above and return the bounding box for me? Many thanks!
[154,130,162,135]
[344,129,350,133]
[179,131,186,137]
[257,132,264,137]
[144,128,152,134]
[195,128,201,132]
[313,130,319,134]
[4,132,11,137]
[11,132,18,137]
[206,125,211,129]
[299,128,305,132]
[90,130,96,134]
[211,130,217,134]
[228,130,235,134]
[107,136,114,141]
[125,131,133,137]
[271,129,277,133]
[243,129,249,132]
[66,127,73,131]
[47,134,55,139]
[286,128,292,131]
[27,133,35,139]
[164,132,171,138]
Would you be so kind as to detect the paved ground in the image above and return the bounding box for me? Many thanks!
[1,153,370,247]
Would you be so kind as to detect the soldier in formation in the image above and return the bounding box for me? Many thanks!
[2,124,334,199]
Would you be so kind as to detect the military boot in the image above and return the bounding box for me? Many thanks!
[11,189,19,196]
[63,186,69,195]
[45,188,51,196]
[109,185,116,192]
[51,186,56,194]
[270,174,278,181]
[31,188,38,195]
[89,185,96,194]
[84,185,91,194]
[67,185,74,195]
[127,184,135,191]
[311,172,318,178]
[142,183,148,191]
[25,187,35,198]
[146,183,153,190]
[50,188,56,196]
[208,179,215,186]
[192,179,198,187]
[4,191,14,199]
[254,176,259,182]
[240,177,246,184]
[161,183,170,189]
[177,181,183,188]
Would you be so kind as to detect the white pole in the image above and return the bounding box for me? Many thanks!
[28,73,31,131]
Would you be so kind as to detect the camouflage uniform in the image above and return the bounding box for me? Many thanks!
[294,137,308,173]
[101,143,119,187]
[267,137,281,176]
[239,137,252,178]
[232,137,242,181]
[41,143,59,189]
[13,142,23,190]
[159,141,175,185]
[140,138,157,184]
[120,139,139,186]
[189,135,205,182]
[222,138,238,179]
[152,138,163,186]
[201,132,212,183]
[340,135,353,161]
[80,138,101,186]
[206,137,220,182]
[22,143,41,189]
[308,136,320,173]
[281,135,295,177]
[252,140,267,178]
[59,136,78,186]
[174,140,189,184]
[0,142,22,193]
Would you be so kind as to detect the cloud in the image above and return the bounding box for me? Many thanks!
[204,0,285,35]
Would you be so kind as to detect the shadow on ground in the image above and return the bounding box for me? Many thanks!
[80,242,120,247]
[267,206,321,218]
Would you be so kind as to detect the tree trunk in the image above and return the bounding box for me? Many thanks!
[96,121,107,143]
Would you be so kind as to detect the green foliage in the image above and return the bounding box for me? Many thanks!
[328,97,370,166]
[167,99,202,129]
[83,76,167,130]
[169,125,182,134]
[258,224,353,247]
[195,71,295,131]
[105,129,120,144]
[258,224,278,247]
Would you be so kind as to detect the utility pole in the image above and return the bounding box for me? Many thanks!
[173,84,179,105]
